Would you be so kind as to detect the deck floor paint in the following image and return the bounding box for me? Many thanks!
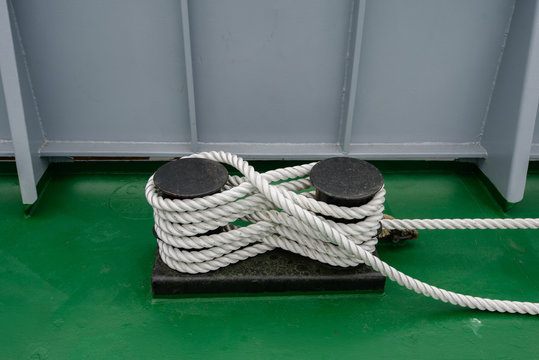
[0,162,538,359]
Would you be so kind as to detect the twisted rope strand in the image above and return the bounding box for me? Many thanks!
[382,218,539,230]
[146,151,539,315]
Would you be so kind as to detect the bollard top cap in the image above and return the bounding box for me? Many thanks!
[310,157,383,206]
[153,158,228,199]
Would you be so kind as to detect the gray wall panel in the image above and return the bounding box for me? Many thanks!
[351,0,514,143]
[190,0,352,143]
[0,74,11,140]
[11,0,191,142]
[533,105,539,144]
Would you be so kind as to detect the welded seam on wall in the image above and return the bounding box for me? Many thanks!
[337,0,356,151]
[477,0,516,143]
[181,0,198,153]
[338,0,366,154]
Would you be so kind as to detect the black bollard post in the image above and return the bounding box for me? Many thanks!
[151,158,229,241]
[310,156,384,236]
[151,158,229,294]
[310,157,384,208]
[153,158,229,200]
[309,157,385,279]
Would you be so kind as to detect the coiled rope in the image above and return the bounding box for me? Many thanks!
[145,151,539,315]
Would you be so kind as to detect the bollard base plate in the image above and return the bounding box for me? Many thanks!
[151,248,386,295]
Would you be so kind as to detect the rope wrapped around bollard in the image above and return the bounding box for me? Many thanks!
[145,151,539,315]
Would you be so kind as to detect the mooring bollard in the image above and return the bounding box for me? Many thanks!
[151,156,386,295]
[310,157,384,251]
[310,156,384,213]
[153,158,229,200]
[152,158,229,239]
[310,157,416,244]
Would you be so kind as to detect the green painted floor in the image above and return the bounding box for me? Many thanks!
[1,162,538,359]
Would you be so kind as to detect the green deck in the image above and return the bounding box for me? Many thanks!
[1,162,538,359]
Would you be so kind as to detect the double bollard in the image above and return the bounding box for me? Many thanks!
[150,156,388,295]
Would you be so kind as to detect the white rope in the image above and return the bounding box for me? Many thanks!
[145,151,539,315]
